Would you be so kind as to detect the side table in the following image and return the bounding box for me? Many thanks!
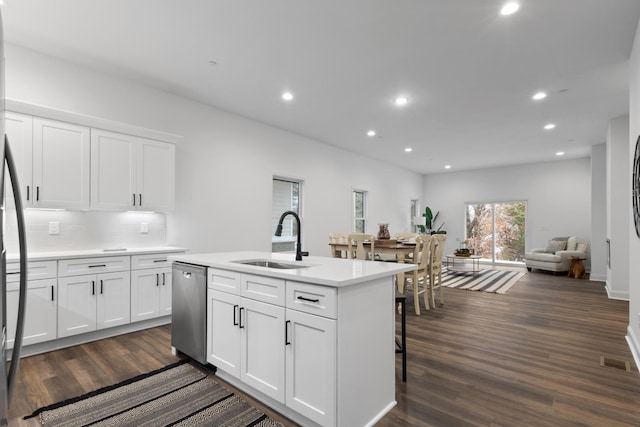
[567,257,586,279]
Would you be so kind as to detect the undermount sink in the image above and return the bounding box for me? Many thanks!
[232,259,310,269]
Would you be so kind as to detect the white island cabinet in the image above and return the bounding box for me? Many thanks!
[170,251,415,427]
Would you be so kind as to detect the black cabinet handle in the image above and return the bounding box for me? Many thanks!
[156,273,159,286]
[89,264,106,268]
[239,307,245,329]
[153,259,167,263]
[100,280,104,294]
[162,273,166,286]
[26,186,29,201]
[91,280,95,295]
[139,193,142,206]
[51,285,54,301]
[36,186,39,201]
[285,320,291,345]
[233,304,239,326]
[132,193,136,206]
[297,296,320,303]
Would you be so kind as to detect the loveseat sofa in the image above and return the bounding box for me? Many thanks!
[524,237,589,273]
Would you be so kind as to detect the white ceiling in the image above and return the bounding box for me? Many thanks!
[3,0,640,174]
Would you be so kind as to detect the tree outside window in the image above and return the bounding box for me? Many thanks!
[353,190,367,233]
[466,201,526,263]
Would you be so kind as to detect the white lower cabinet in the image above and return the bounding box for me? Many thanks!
[130,267,172,321]
[285,309,336,426]
[6,278,57,349]
[58,271,130,338]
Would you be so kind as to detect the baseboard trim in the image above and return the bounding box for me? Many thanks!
[626,326,640,374]
[605,283,630,301]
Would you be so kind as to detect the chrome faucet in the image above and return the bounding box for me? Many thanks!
[275,210,306,261]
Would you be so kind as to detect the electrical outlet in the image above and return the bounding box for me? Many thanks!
[140,222,149,234]
[49,221,60,235]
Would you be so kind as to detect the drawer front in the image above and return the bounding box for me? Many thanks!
[132,253,180,270]
[7,260,57,283]
[58,256,130,277]
[208,268,241,294]
[241,274,285,306]
[286,281,337,319]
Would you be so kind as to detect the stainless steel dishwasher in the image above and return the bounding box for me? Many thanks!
[171,262,207,364]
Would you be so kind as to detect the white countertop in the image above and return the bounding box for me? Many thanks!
[7,246,187,262]
[169,251,416,287]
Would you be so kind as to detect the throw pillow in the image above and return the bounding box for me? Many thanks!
[545,240,567,254]
[576,242,589,254]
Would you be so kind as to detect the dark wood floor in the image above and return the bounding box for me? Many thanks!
[8,270,640,426]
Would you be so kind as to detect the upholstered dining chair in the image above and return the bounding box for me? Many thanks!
[347,233,375,260]
[402,234,433,315]
[428,234,447,308]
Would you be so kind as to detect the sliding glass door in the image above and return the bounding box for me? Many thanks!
[466,201,526,264]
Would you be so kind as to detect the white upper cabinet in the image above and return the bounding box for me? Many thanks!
[33,118,91,210]
[91,130,175,212]
[5,112,33,206]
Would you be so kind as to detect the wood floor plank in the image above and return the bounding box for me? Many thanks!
[7,268,640,426]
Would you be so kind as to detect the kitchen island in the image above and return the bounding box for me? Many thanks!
[169,251,415,427]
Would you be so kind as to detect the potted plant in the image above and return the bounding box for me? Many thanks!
[416,207,446,235]
[455,239,471,257]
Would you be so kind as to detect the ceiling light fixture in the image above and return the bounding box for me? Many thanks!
[556,151,565,156]
[394,97,408,106]
[544,123,556,130]
[282,92,294,101]
[444,165,452,169]
[404,147,413,153]
[532,92,547,100]
[367,130,376,137]
[500,2,520,15]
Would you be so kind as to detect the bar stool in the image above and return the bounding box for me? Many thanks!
[395,290,407,382]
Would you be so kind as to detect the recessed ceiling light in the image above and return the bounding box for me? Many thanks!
[282,92,294,101]
[544,123,556,130]
[556,151,565,156]
[394,97,408,106]
[444,165,452,169]
[500,2,520,15]
[532,92,547,100]
[404,147,413,153]
[367,130,376,137]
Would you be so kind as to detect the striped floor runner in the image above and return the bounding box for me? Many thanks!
[441,269,525,294]
[25,360,283,427]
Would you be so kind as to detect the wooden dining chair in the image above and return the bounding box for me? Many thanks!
[402,234,433,315]
[393,232,419,261]
[347,233,375,260]
[329,233,350,258]
[428,234,447,308]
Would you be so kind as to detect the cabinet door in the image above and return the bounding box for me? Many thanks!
[90,129,137,210]
[285,309,337,426]
[130,269,160,321]
[5,112,33,207]
[6,279,57,349]
[241,298,285,403]
[158,267,172,316]
[58,275,97,338]
[33,118,90,210]
[207,289,241,377]
[136,138,175,212]
[96,271,131,330]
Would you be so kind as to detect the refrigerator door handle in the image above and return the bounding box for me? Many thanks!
[5,135,28,403]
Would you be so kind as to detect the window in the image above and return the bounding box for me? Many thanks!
[410,199,419,233]
[465,201,526,263]
[353,190,368,233]
[272,178,301,252]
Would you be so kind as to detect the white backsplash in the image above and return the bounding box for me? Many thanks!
[4,208,166,254]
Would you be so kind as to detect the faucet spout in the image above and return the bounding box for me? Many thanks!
[275,210,303,261]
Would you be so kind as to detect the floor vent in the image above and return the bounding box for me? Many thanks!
[600,355,631,372]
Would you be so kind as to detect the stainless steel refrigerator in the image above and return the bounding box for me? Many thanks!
[0,8,29,426]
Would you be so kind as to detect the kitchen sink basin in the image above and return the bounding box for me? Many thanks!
[232,259,310,269]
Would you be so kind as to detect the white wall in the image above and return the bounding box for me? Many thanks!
[423,159,592,265]
[627,18,640,366]
[591,143,607,282]
[4,44,423,258]
[606,116,630,297]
